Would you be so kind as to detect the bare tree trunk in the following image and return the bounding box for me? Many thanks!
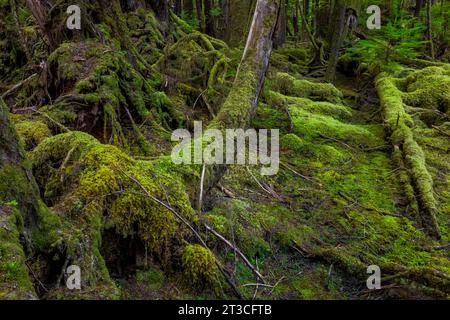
[293,0,299,36]
[325,0,346,83]
[426,0,435,58]
[25,0,54,49]
[203,0,281,194]
[415,0,424,17]
[195,0,205,31]
[274,0,287,47]
[153,0,170,35]
[313,0,319,35]
[204,0,215,36]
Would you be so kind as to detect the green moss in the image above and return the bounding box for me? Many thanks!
[182,244,221,292]
[0,206,36,299]
[31,131,196,258]
[290,107,378,148]
[270,73,343,103]
[136,268,165,290]
[15,120,52,151]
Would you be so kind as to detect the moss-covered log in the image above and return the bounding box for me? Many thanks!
[376,73,440,239]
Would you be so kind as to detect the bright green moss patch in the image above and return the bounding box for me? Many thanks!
[182,244,221,292]
[15,120,52,151]
[270,72,343,103]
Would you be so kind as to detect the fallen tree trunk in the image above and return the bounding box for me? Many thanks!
[375,74,440,239]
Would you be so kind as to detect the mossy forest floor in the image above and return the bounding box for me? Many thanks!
[0,5,449,300]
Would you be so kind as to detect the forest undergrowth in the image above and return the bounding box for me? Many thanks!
[0,0,449,300]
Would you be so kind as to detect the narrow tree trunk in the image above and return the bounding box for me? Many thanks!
[274,0,287,47]
[313,0,319,35]
[325,0,346,83]
[204,0,215,36]
[415,0,424,17]
[25,0,54,49]
[293,0,299,36]
[195,0,205,31]
[153,0,170,35]
[301,0,310,38]
[426,0,435,58]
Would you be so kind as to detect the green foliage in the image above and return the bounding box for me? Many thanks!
[345,22,427,70]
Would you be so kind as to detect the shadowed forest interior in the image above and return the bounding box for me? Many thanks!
[0,0,449,300]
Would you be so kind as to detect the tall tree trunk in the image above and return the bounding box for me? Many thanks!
[426,0,435,58]
[226,0,256,46]
[217,0,230,40]
[153,0,170,35]
[313,0,319,35]
[301,0,310,38]
[204,0,281,193]
[204,0,215,36]
[274,0,287,47]
[293,0,299,36]
[325,0,346,83]
[25,0,54,49]
[195,0,205,31]
[415,0,424,17]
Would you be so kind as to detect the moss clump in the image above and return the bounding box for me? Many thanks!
[182,244,221,292]
[31,132,196,258]
[15,120,52,151]
[29,131,198,299]
[265,90,352,120]
[270,72,343,103]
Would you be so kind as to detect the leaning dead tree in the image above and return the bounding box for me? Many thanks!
[201,0,282,194]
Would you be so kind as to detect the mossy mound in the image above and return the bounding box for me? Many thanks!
[400,66,450,125]
[15,120,51,151]
[26,131,207,297]
[269,72,343,103]
[182,244,221,293]
[31,132,196,256]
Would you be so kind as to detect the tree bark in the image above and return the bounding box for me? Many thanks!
[415,0,424,17]
[426,0,435,58]
[325,0,346,83]
[274,0,287,47]
[204,0,215,36]
[25,0,54,49]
